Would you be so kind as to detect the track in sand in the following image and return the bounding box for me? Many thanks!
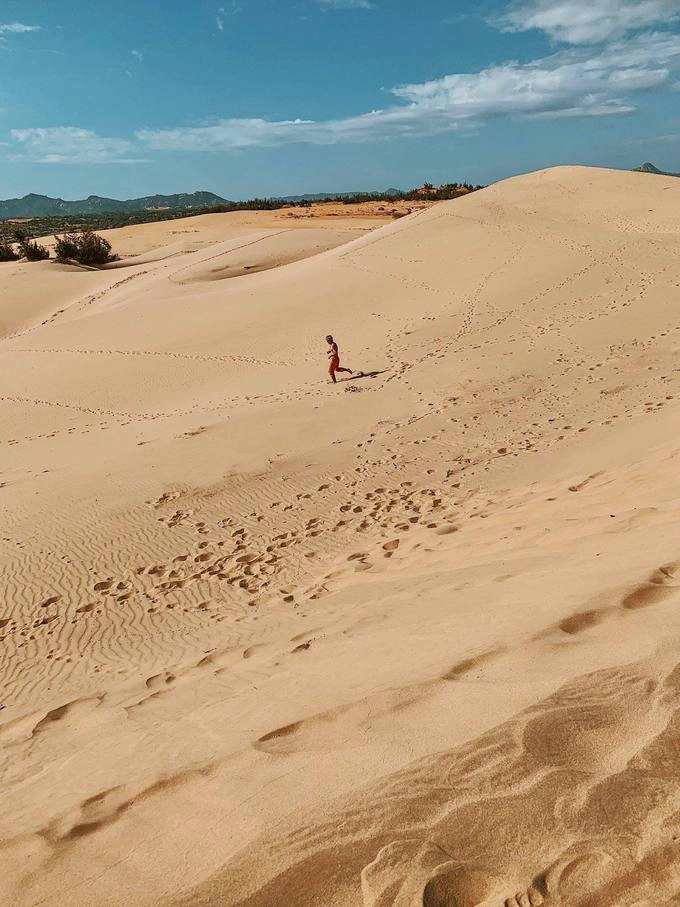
[2,166,680,906]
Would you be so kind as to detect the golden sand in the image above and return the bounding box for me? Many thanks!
[2,166,680,906]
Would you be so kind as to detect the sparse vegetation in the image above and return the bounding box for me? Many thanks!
[0,238,20,262]
[13,229,49,261]
[339,183,483,204]
[0,181,486,246]
[55,230,119,266]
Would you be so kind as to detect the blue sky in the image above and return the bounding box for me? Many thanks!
[1,0,679,200]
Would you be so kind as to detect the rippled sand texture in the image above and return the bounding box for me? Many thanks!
[2,167,680,906]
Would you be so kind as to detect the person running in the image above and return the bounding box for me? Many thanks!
[326,334,352,383]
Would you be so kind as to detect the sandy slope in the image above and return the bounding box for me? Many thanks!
[1,166,680,906]
[1,209,385,340]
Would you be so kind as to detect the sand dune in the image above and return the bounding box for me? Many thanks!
[2,166,680,906]
[2,210,382,341]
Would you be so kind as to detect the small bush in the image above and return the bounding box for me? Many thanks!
[22,239,50,261]
[0,239,20,262]
[54,233,80,261]
[55,230,118,266]
[13,230,49,261]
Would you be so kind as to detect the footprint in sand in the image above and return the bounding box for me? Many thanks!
[362,840,502,907]
[556,608,606,635]
[255,721,303,752]
[93,580,113,592]
[424,865,500,907]
[621,563,680,610]
[40,596,61,608]
[503,850,615,907]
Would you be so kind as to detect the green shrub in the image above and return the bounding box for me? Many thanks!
[13,230,49,261]
[21,239,50,261]
[55,230,118,266]
[0,239,20,262]
[54,233,80,262]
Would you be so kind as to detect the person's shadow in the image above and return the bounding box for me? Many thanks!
[342,369,386,381]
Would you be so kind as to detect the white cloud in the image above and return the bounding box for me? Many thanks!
[0,22,40,44]
[0,22,40,34]
[136,32,680,150]
[9,127,148,164]
[625,131,680,144]
[131,49,143,62]
[497,0,680,44]
[136,107,464,151]
[316,0,374,9]
[9,24,680,164]
[216,2,241,29]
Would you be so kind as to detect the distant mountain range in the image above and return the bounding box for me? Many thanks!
[634,162,680,177]
[0,188,405,219]
[0,191,231,219]
[8,168,676,219]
